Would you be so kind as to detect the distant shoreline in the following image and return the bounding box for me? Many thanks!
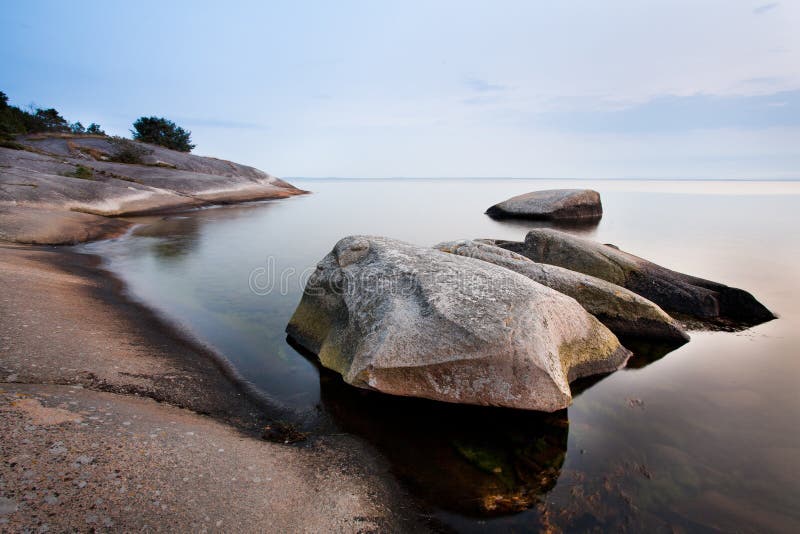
[289,176,800,182]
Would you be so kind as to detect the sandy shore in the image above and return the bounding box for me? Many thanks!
[0,244,431,532]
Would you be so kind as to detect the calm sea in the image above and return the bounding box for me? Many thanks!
[82,179,800,532]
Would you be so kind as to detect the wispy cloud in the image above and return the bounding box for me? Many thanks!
[462,95,504,107]
[520,90,800,134]
[741,76,784,86]
[753,3,779,14]
[463,77,506,92]
[180,117,268,130]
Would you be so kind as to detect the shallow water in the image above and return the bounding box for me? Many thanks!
[82,179,800,531]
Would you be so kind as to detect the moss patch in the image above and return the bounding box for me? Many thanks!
[64,164,94,180]
[559,322,627,382]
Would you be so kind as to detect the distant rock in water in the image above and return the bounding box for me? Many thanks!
[0,134,306,244]
[496,229,775,327]
[286,235,630,412]
[486,189,602,221]
[436,239,689,342]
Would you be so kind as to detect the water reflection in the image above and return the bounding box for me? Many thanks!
[289,335,684,518]
[81,179,800,532]
[316,363,569,516]
[620,337,688,370]
[133,216,202,260]
[485,216,601,236]
[129,203,286,261]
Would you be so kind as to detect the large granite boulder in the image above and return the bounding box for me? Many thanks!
[496,229,775,327]
[435,239,689,342]
[486,189,602,221]
[286,236,630,412]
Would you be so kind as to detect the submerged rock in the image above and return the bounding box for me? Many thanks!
[315,367,571,516]
[486,189,602,221]
[436,239,689,342]
[286,236,630,412]
[496,229,775,327]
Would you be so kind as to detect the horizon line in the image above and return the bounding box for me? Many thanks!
[286,176,800,182]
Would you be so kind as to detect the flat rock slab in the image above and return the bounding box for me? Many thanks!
[436,239,689,342]
[0,135,306,244]
[486,189,602,221]
[497,228,775,327]
[0,206,131,245]
[287,235,630,412]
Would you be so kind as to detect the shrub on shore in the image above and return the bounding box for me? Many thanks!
[0,91,28,142]
[132,116,195,152]
[0,90,107,142]
[0,91,195,156]
[108,137,152,164]
[86,123,105,135]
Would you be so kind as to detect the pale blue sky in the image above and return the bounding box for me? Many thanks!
[2,1,799,178]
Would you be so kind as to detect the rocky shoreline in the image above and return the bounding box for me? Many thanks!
[0,243,431,532]
[0,139,435,531]
[0,134,308,245]
[0,170,779,529]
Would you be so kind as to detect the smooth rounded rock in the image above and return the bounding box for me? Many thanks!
[287,236,631,412]
[497,229,775,327]
[436,239,689,342]
[486,189,602,221]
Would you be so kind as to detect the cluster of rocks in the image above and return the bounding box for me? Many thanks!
[286,190,774,412]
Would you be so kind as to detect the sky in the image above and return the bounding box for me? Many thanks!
[2,1,799,179]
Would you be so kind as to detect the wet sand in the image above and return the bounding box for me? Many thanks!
[0,244,430,532]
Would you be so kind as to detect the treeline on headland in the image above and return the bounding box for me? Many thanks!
[0,90,195,153]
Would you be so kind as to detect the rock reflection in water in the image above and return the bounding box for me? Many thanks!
[568,339,684,401]
[132,216,202,260]
[619,337,687,370]
[485,216,600,236]
[85,180,800,532]
[311,359,568,516]
[128,201,285,261]
[289,334,686,519]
